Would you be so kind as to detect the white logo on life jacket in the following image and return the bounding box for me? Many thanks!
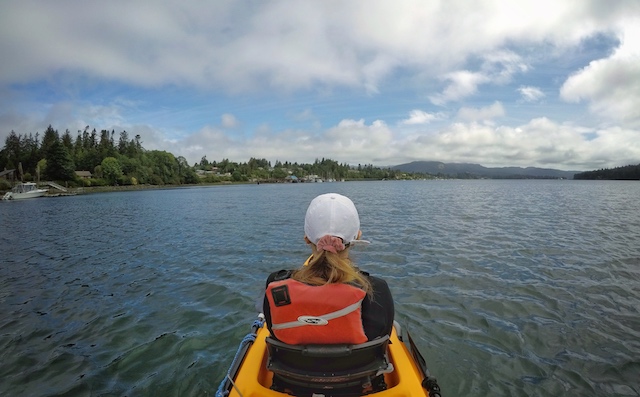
[297,315,329,325]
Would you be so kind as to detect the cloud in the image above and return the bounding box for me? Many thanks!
[457,102,505,122]
[399,117,640,170]
[0,1,632,93]
[560,22,640,125]
[324,119,395,163]
[429,71,489,105]
[429,51,528,105]
[142,114,639,171]
[518,86,545,102]
[481,50,529,84]
[221,114,238,128]
[2,95,637,171]
[1,1,638,173]
[161,118,397,166]
[401,110,442,125]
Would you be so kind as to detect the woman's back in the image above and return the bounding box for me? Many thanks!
[262,193,394,345]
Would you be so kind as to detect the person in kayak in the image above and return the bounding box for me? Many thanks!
[263,193,394,345]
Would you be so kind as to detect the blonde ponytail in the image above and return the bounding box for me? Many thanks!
[292,246,372,295]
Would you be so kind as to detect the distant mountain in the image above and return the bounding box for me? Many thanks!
[392,161,578,179]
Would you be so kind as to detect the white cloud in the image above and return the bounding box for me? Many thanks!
[399,117,640,170]
[0,1,634,92]
[163,118,397,166]
[221,113,238,128]
[324,119,394,163]
[481,50,529,84]
[1,1,639,172]
[429,71,489,105]
[560,21,640,125]
[2,95,637,171]
[457,102,505,122]
[154,115,639,171]
[518,86,545,102]
[401,110,442,125]
[429,51,528,105]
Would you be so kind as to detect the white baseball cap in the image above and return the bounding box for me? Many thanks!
[304,193,368,246]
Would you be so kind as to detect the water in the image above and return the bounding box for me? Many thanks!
[1,180,638,397]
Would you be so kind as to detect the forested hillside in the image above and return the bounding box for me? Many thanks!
[573,164,640,180]
[1,125,408,188]
[0,125,199,186]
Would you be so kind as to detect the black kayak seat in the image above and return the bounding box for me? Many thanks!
[265,335,393,394]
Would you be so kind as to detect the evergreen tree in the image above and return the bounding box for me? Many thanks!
[45,139,76,181]
[3,130,21,170]
[23,133,40,177]
[40,125,59,160]
[118,130,130,154]
[61,129,74,150]
[99,129,116,159]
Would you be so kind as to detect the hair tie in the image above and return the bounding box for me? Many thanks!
[316,235,345,254]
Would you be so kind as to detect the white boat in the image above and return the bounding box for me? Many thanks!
[2,182,48,200]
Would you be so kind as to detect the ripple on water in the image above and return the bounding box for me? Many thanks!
[1,181,640,396]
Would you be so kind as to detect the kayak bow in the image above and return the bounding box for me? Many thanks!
[216,314,441,397]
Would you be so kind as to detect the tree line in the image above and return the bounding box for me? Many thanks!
[573,164,640,180]
[196,156,410,183]
[0,125,199,187]
[1,125,414,188]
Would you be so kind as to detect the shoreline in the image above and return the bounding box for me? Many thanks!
[55,181,241,195]
[1,181,240,197]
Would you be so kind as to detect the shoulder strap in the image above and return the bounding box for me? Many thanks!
[266,269,293,285]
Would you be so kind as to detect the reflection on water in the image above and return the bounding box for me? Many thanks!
[1,181,639,396]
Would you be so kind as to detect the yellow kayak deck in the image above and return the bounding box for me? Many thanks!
[223,319,437,397]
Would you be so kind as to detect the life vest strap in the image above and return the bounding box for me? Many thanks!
[271,299,363,330]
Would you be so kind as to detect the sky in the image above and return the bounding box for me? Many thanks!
[1,0,639,171]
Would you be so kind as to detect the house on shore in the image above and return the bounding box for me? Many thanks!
[75,171,92,179]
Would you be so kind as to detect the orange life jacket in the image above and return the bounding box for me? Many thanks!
[266,278,367,345]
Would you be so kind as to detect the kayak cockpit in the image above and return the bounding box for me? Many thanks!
[266,334,393,394]
[218,316,441,397]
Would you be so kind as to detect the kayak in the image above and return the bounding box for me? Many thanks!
[215,314,442,397]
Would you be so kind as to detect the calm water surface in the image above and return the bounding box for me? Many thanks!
[1,180,638,396]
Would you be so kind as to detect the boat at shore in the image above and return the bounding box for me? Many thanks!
[2,182,48,200]
[216,314,442,397]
